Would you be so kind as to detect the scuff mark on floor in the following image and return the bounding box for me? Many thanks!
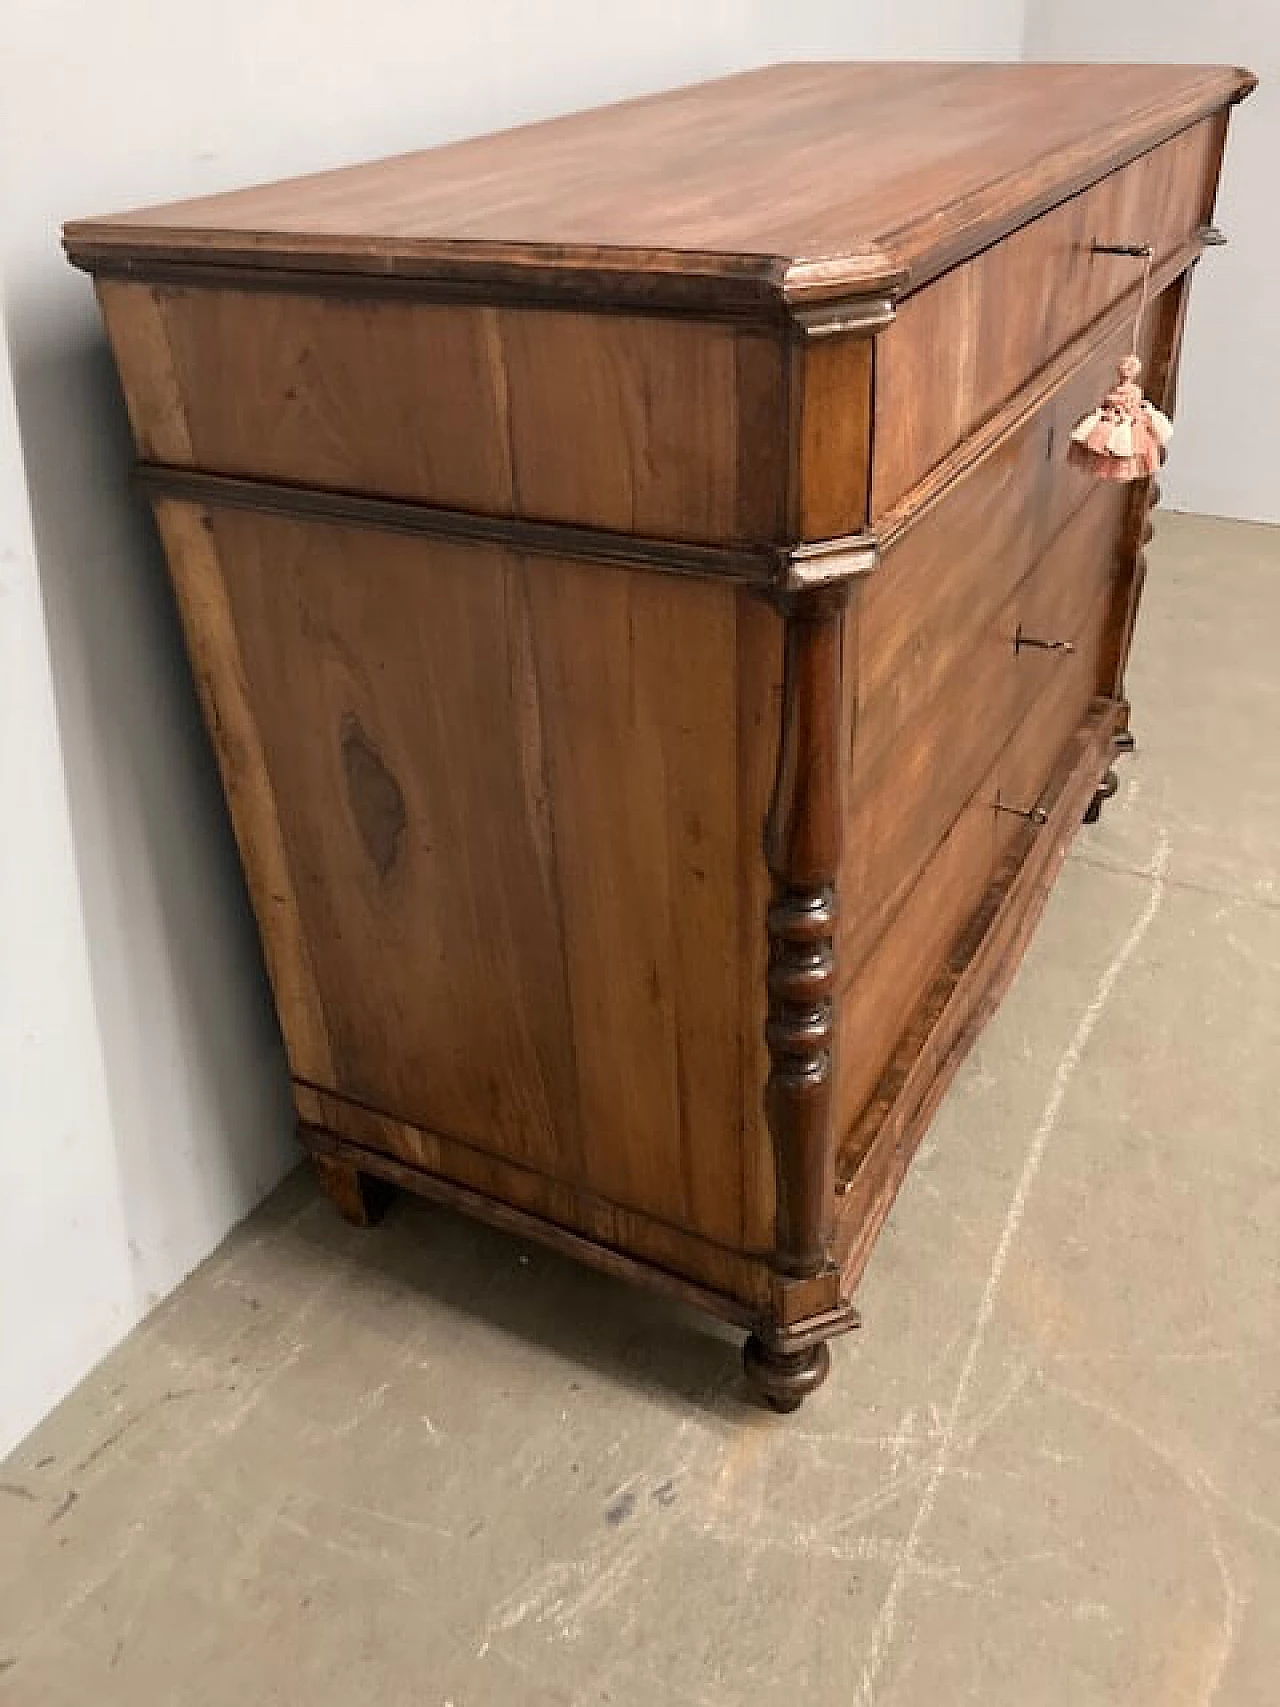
[47,1491,77,1526]
[1045,1374,1246,1706]
[852,830,1172,1707]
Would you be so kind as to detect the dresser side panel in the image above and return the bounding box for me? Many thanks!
[97,280,195,464]
[150,498,336,1086]
[517,553,767,1251]
[153,503,775,1263]
[205,511,587,1184]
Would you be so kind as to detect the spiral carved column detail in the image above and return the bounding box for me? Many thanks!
[743,584,852,1411]
[765,882,837,1278]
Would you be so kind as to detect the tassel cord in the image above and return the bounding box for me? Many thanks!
[1069,238,1171,484]
[1132,244,1154,357]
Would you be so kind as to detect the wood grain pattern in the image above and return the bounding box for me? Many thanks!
[498,310,785,539]
[793,333,873,540]
[522,552,746,1240]
[165,499,779,1256]
[994,581,1119,866]
[65,64,1253,315]
[151,498,335,1085]
[96,280,194,461]
[834,790,996,1164]
[873,242,1188,554]
[854,402,1051,784]
[104,283,787,542]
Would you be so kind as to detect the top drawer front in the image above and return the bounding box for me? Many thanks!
[96,282,787,545]
[872,114,1223,516]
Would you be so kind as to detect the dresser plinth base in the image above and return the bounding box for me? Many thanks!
[297,1121,864,1409]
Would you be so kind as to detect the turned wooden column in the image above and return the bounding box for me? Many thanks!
[764,583,846,1273]
[745,582,849,1410]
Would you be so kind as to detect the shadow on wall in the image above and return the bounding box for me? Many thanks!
[5,282,295,1308]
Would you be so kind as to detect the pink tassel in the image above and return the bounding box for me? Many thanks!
[1069,354,1172,484]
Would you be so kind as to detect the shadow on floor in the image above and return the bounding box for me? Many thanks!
[275,1162,756,1420]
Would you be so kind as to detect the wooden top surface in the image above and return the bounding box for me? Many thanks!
[65,62,1254,308]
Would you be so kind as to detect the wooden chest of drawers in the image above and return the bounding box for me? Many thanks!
[66,62,1254,1410]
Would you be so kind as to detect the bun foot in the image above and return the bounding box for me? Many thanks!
[314,1155,393,1227]
[743,1334,832,1412]
[1083,767,1119,825]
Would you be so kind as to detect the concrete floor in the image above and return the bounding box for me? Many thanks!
[3,510,1278,1706]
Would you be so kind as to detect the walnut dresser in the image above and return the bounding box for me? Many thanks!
[66,63,1254,1411]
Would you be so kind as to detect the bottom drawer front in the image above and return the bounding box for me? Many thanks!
[835,788,996,1142]
[835,546,1120,1144]
[834,700,1122,1282]
[997,571,1117,861]
[840,477,1128,976]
